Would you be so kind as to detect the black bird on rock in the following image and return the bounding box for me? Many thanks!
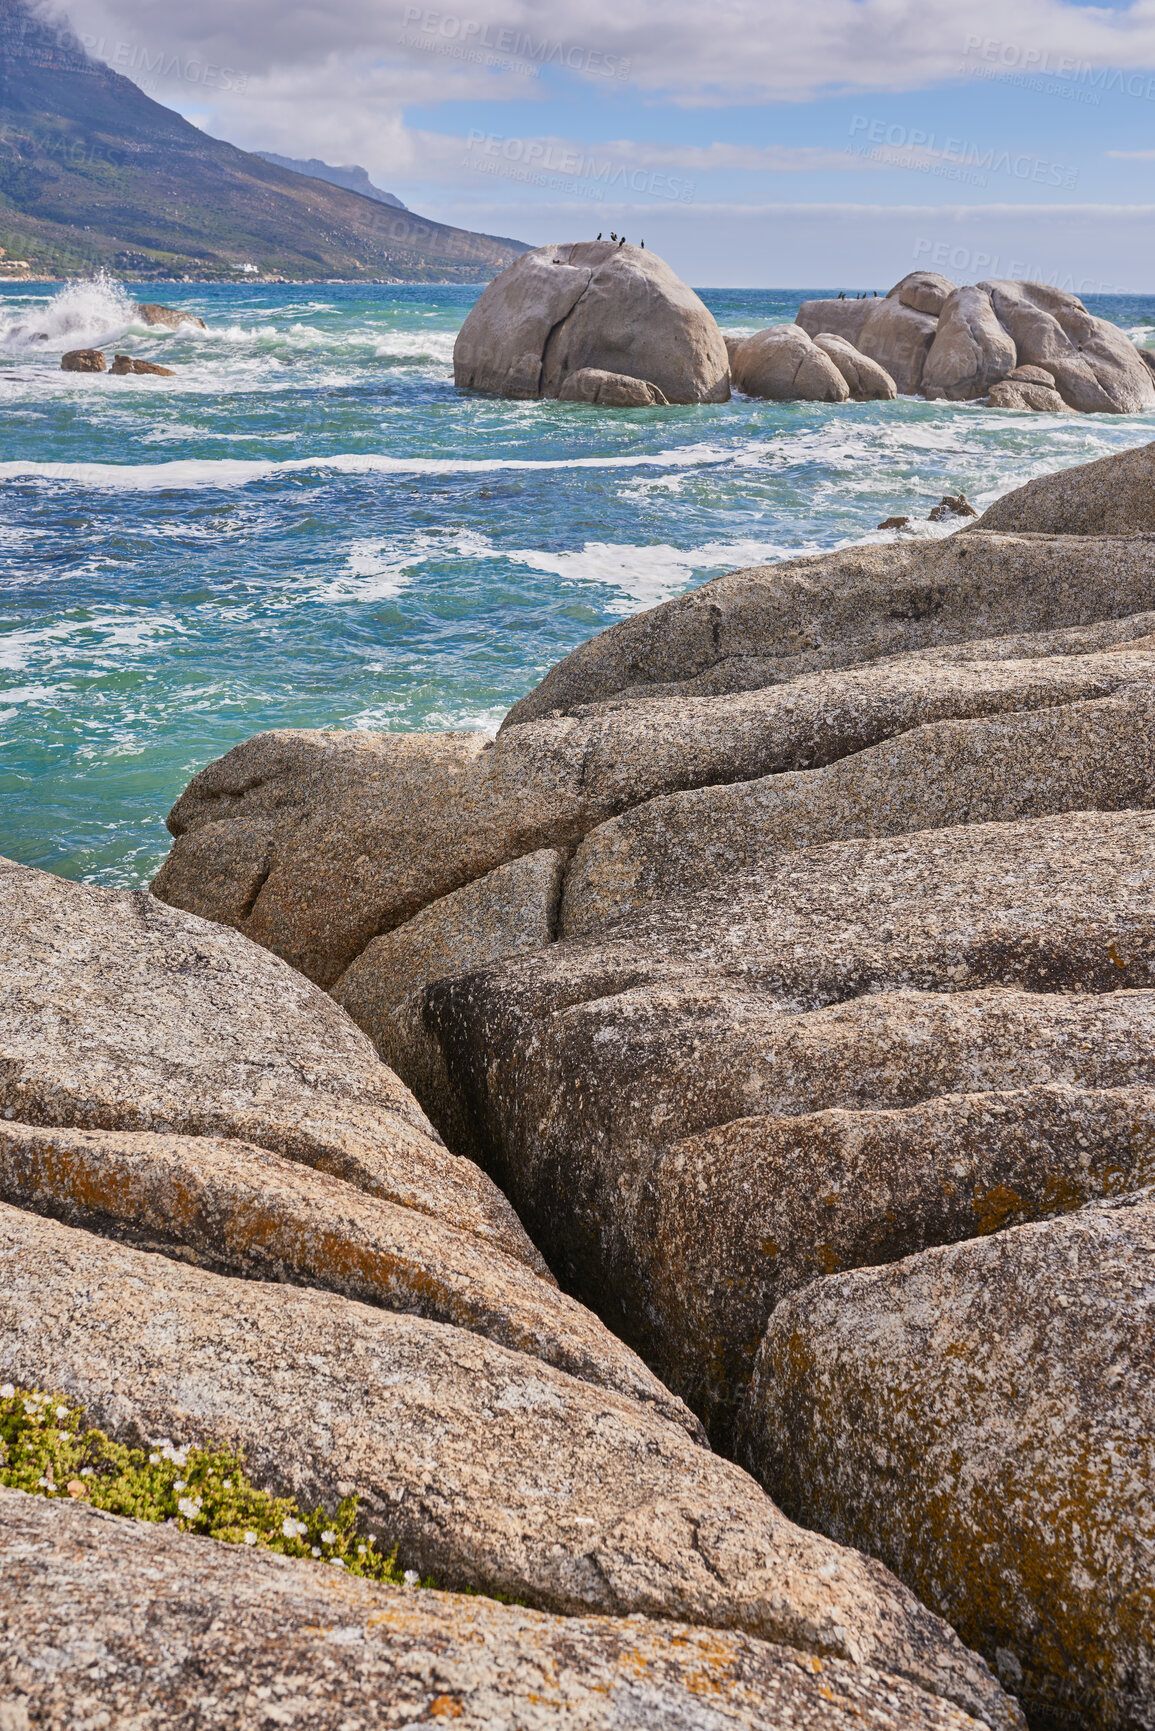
[610,231,618,241]
[596,232,602,240]
[619,235,626,245]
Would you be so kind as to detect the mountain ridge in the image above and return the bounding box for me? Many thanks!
[0,0,527,281]
[254,155,408,212]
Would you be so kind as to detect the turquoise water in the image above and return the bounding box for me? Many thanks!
[2,276,1154,886]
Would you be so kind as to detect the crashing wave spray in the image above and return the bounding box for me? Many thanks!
[0,273,136,354]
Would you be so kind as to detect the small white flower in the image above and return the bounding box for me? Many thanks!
[311,1546,321,1557]
[37,1476,49,1488]
[403,1570,420,1587]
[173,1479,187,1492]
[320,1530,337,1546]
[244,1530,258,1546]
[281,1516,307,1540]
[177,1496,203,1520]
[0,1384,14,1399]
[81,1468,94,1477]
[55,1406,69,1419]
[357,1544,367,1556]
[149,1453,160,1464]
[329,1558,345,1568]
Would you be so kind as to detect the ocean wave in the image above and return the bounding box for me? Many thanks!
[0,444,737,492]
[0,276,136,354]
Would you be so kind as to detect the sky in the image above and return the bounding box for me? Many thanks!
[52,0,1155,287]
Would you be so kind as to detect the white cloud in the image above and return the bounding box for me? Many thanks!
[56,0,1155,105]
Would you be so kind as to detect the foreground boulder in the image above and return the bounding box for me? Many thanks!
[726,325,849,402]
[453,242,729,404]
[739,1190,1155,1731]
[501,532,1155,722]
[427,810,1155,1438]
[0,1117,688,1423]
[0,854,539,1267]
[977,439,1155,535]
[986,379,1070,412]
[0,1205,1018,1727]
[560,662,1155,930]
[0,1489,1002,1731]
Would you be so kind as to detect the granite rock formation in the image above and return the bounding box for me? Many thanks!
[0,1488,1003,1731]
[740,1189,1155,1731]
[726,324,849,401]
[453,242,729,404]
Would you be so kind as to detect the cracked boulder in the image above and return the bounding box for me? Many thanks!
[427,810,1155,1440]
[983,279,1155,414]
[739,1189,1155,1731]
[0,1204,1019,1730]
[560,668,1155,932]
[0,1489,1008,1731]
[921,286,1016,401]
[0,854,541,1269]
[331,848,564,1144]
[501,532,1155,723]
[453,241,729,404]
[977,439,1155,535]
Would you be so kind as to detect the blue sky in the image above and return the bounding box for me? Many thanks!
[62,0,1155,286]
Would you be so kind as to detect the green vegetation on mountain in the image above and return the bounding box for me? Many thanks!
[0,0,528,280]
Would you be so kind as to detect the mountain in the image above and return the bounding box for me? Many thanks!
[254,155,408,211]
[0,0,527,280]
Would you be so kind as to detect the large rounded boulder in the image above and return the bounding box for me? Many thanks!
[453,241,730,405]
[727,324,849,402]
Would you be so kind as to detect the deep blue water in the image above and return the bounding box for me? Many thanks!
[2,277,1153,885]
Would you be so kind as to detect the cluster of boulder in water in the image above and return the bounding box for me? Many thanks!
[455,240,1155,415]
[4,432,1154,1728]
[59,301,203,377]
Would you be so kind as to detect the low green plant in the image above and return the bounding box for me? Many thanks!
[0,1382,432,1586]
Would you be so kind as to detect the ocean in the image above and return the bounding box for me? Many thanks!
[2,275,1153,888]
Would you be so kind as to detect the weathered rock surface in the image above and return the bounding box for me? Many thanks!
[560,670,1155,931]
[135,301,206,330]
[794,296,871,345]
[921,286,1016,401]
[428,811,1155,1429]
[0,855,541,1269]
[332,849,563,1142]
[453,242,730,405]
[739,1189,1155,1731]
[1005,363,1056,385]
[154,607,1155,993]
[0,1205,1018,1728]
[557,367,669,407]
[984,278,1155,414]
[987,379,1070,413]
[812,332,896,399]
[887,271,956,317]
[645,1083,1155,1443]
[977,439,1155,535]
[109,353,175,377]
[0,1117,704,1426]
[726,325,849,402]
[852,294,939,394]
[59,348,105,372]
[0,1488,1000,1731]
[501,532,1155,722]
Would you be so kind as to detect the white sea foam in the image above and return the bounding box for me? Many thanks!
[0,444,736,493]
[0,275,136,354]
